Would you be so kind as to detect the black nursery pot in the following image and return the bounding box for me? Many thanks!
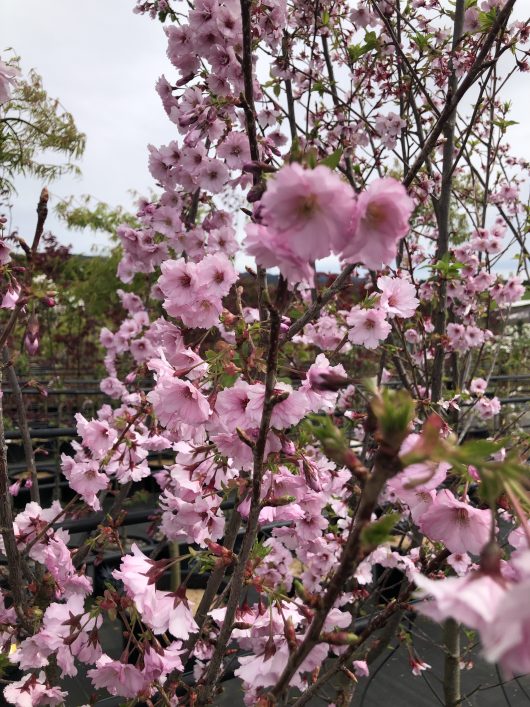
[11,469,56,510]
[373,564,406,603]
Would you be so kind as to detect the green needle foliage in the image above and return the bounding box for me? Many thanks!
[0,54,86,196]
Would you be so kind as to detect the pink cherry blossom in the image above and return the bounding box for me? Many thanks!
[113,544,198,638]
[13,595,102,676]
[217,131,251,168]
[1,286,20,309]
[259,163,354,261]
[88,655,148,698]
[474,396,501,420]
[159,258,199,309]
[148,374,211,429]
[245,222,314,286]
[480,556,530,676]
[341,178,414,269]
[13,501,70,563]
[215,379,255,429]
[61,456,108,510]
[246,381,310,429]
[346,307,391,349]
[0,238,11,264]
[43,537,92,598]
[353,660,370,677]
[448,552,473,577]
[387,434,449,506]
[75,413,117,455]
[300,353,347,412]
[470,377,487,395]
[418,489,493,555]
[414,571,507,631]
[377,275,419,318]
[197,252,238,297]
[4,672,67,707]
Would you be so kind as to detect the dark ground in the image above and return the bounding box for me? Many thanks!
[62,617,530,706]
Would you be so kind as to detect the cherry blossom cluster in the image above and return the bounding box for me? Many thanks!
[1,0,530,704]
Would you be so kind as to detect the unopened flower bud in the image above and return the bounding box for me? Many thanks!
[320,631,359,646]
[479,540,503,576]
[242,161,277,175]
[247,182,267,203]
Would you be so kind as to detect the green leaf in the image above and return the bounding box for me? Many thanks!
[450,438,505,465]
[364,31,379,50]
[431,254,464,279]
[313,80,326,96]
[361,512,401,549]
[413,32,430,50]
[478,8,498,31]
[319,148,343,170]
[347,44,369,62]
[493,119,519,133]
[370,388,416,450]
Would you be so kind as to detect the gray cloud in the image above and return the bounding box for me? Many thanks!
[2,0,175,252]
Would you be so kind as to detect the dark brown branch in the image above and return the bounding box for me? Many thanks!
[444,618,462,707]
[269,443,403,700]
[197,279,288,703]
[0,368,30,630]
[320,34,356,189]
[0,295,27,353]
[2,347,40,504]
[31,187,49,255]
[282,264,355,342]
[282,31,298,142]
[430,0,465,403]
[403,0,517,188]
[180,506,241,663]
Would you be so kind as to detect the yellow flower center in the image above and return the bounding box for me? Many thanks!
[297,193,318,219]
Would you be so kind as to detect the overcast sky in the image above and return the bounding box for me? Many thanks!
[2,0,530,266]
[2,0,175,253]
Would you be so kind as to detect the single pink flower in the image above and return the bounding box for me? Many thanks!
[0,239,11,264]
[75,413,117,456]
[346,307,391,349]
[88,655,148,698]
[61,456,108,510]
[353,660,369,677]
[387,434,449,506]
[159,258,199,308]
[377,275,419,319]
[341,178,414,269]
[300,353,347,412]
[481,559,530,677]
[409,656,431,676]
[245,222,314,286]
[259,163,354,261]
[215,379,255,429]
[1,286,20,309]
[470,377,487,395]
[217,131,251,168]
[197,252,238,298]
[414,571,507,631]
[418,489,492,555]
[148,376,211,429]
[447,552,473,576]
